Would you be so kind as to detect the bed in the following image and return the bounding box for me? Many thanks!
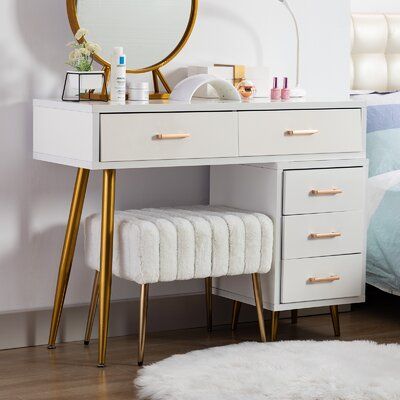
[351,14,400,295]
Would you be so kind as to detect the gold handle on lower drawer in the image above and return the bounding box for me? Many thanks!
[309,232,342,239]
[310,188,343,196]
[308,275,340,284]
[285,129,319,136]
[156,133,191,140]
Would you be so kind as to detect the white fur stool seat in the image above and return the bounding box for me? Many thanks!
[84,205,273,366]
[84,206,273,284]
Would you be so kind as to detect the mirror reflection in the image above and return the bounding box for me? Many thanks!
[76,0,193,71]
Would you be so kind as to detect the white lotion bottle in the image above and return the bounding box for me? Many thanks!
[110,47,126,104]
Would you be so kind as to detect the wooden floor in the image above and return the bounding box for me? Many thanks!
[1,287,400,400]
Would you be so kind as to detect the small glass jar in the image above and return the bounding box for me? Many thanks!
[128,82,150,101]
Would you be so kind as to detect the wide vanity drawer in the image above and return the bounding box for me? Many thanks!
[238,109,362,156]
[283,167,365,215]
[282,211,364,260]
[281,254,363,303]
[100,112,238,162]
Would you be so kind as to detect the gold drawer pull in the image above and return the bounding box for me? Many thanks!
[309,232,342,240]
[156,133,191,140]
[308,275,340,284]
[310,188,343,196]
[286,129,319,136]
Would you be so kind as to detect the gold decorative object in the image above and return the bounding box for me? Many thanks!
[236,79,257,99]
[66,0,198,99]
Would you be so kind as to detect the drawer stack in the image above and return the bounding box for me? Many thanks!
[281,167,365,303]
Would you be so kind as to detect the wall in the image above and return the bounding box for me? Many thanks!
[0,0,350,317]
[351,0,400,13]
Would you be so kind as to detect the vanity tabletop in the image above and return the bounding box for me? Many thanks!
[34,97,366,114]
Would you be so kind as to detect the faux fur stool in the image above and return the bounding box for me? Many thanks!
[84,206,273,365]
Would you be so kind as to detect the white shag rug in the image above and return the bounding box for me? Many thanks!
[135,341,400,400]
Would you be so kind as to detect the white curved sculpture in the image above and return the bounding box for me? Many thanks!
[170,74,241,102]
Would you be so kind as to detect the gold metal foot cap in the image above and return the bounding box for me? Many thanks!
[97,363,106,368]
[138,361,144,367]
[47,345,56,350]
[84,340,90,346]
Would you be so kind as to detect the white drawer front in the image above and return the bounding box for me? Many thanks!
[283,167,365,215]
[281,254,363,303]
[239,109,362,156]
[282,211,364,260]
[100,112,238,162]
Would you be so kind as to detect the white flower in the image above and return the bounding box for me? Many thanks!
[69,49,81,62]
[75,28,89,41]
[79,47,91,57]
[85,42,101,54]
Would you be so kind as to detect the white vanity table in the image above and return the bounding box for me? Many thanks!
[33,97,367,364]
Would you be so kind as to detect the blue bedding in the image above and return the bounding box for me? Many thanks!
[367,103,400,294]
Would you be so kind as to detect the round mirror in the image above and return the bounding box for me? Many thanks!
[67,0,198,74]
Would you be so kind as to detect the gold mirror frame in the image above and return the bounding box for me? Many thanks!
[66,0,198,98]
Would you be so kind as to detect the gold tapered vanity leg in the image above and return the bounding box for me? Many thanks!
[291,310,298,325]
[271,311,280,342]
[205,277,213,332]
[97,170,116,368]
[84,271,100,345]
[48,168,90,349]
[330,305,341,337]
[251,273,266,342]
[231,301,242,331]
[138,284,149,366]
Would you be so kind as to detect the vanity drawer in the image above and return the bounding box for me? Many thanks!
[281,254,363,303]
[100,112,238,162]
[283,167,365,215]
[238,109,362,156]
[282,211,364,260]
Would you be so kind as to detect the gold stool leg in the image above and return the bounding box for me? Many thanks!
[205,277,213,332]
[291,310,298,324]
[231,301,242,331]
[138,284,149,366]
[330,305,341,337]
[251,273,266,342]
[84,271,99,345]
[97,170,116,368]
[271,311,280,342]
[48,168,90,349]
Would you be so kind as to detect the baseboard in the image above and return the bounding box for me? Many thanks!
[0,294,350,350]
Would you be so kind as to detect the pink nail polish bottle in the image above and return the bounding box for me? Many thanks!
[270,77,281,101]
[281,77,291,100]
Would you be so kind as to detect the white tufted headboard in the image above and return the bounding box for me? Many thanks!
[351,14,400,91]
